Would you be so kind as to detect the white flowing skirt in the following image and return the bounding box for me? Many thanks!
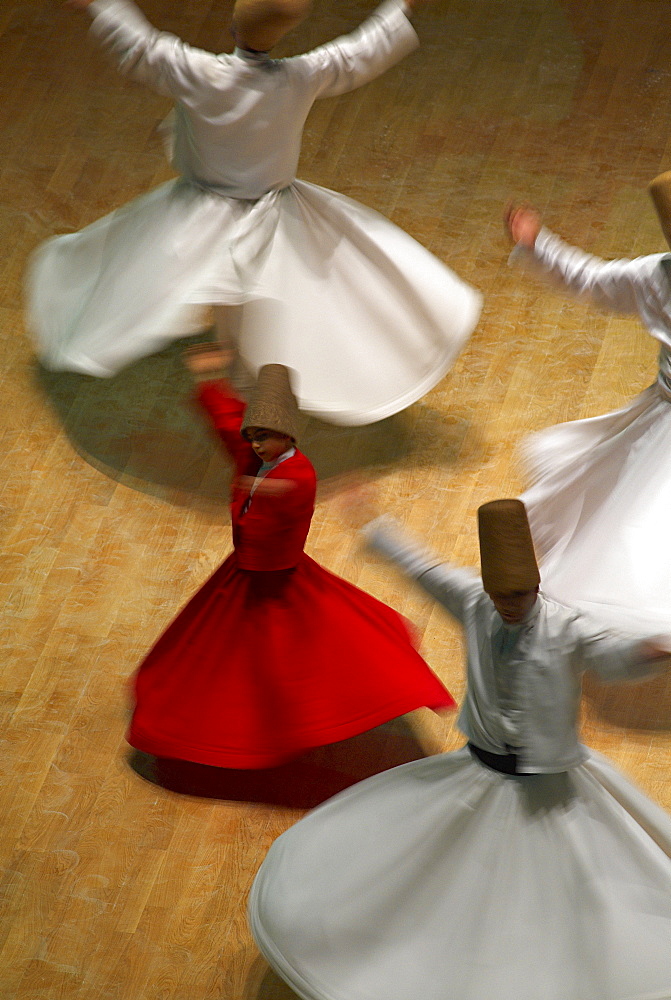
[26,178,482,425]
[521,383,671,635]
[249,747,671,1000]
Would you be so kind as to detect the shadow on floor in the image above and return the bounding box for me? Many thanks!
[240,953,302,1000]
[35,337,476,510]
[252,965,302,1000]
[127,716,436,808]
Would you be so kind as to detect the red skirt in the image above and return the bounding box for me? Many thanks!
[128,553,455,768]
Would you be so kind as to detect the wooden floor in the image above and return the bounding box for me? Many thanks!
[2,1,671,997]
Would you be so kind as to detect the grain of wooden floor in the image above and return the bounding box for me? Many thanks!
[2,1,670,997]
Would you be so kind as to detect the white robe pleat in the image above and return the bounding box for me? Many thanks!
[250,748,671,1000]
[26,0,481,424]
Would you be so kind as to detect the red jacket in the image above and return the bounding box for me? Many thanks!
[197,381,316,571]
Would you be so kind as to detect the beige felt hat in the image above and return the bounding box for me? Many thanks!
[478,499,540,594]
[648,170,671,249]
[241,364,301,442]
[232,0,311,52]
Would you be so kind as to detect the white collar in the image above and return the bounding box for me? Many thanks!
[259,446,296,472]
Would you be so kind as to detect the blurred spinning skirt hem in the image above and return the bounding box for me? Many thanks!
[249,747,671,1000]
[26,178,482,425]
[520,382,671,635]
[128,551,454,769]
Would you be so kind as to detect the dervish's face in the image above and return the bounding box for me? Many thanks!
[246,427,292,463]
[486,588,539,625]
[230,18,250,50]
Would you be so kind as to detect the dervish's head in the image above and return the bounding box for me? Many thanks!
[648,170,671,250]
[241,364,301,454]
[231,0,311,53]
[478,499,540,625]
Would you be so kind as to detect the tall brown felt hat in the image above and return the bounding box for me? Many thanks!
[232,0,311,52]
[648,171,671,249]
[241,364,301,442]
[478,499,540,594]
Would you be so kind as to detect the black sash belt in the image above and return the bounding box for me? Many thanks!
[468,742,529,776]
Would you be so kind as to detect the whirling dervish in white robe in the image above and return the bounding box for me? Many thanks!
[27,0,482,425]
[506,176,671,635]
[249,501,671,1000]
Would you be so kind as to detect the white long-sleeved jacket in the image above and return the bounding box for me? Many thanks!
[365,517,654,773]
[514,226,671,388]
[87,0,417,199]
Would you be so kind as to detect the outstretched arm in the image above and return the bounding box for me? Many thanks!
[67,0,222,99]
[183,345,254,475]
[505,201,662,317]
[578,622,671,683]
[361,516,480,624]
[185,345,303,498]
[299,1,419,100]
[504,202,542,250]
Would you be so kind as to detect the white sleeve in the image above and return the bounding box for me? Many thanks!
[362,516,481,624]
[510,227,663,317]
[574,616,665,683]
[291,0,419,100]
[87,0,223,99]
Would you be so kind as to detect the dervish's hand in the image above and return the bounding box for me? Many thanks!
[237,475,292,497]
[337,478,381,529]
[504,202,542,249]
[183,343,235,377]
[639,637,671,662]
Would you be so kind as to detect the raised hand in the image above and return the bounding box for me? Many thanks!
[639,637,671,663]
[336,477,381,529]
[504,202,542,249]
[182,343,235,376]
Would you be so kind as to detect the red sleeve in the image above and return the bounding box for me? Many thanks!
[195,380,255,475]
[251,458,316,529]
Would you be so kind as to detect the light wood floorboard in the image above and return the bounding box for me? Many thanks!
[2,1,671,997]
